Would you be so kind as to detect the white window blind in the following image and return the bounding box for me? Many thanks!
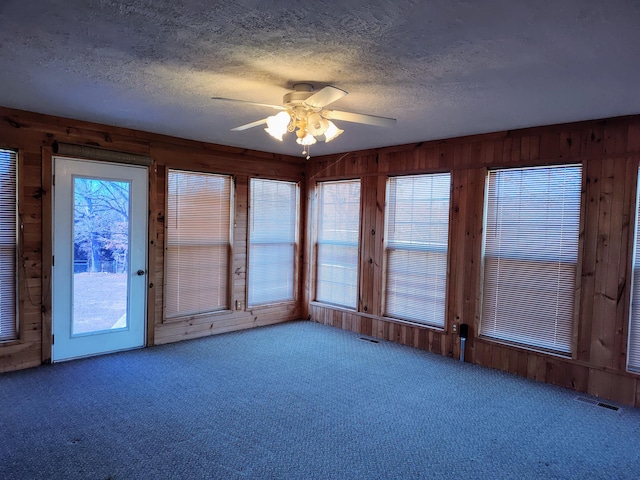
[384,173,451,327]
[480,165,581,354]
[165,170,231,319]
[248,179,298,306]
[315,180,361,309]
[0,149,16,341]
[627,167,640,372]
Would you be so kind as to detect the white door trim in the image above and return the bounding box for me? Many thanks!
[52,156,148,362]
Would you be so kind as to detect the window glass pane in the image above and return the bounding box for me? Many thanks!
[165,170,231,318]
[315,180,360,309]
[385,173,451,326]
[480,165,581,354]
[248,179,298,305]
[0,149,16,341]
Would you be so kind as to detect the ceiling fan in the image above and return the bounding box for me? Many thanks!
[212,83,397,158]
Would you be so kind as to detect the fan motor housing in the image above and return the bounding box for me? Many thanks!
[283,83,316,108]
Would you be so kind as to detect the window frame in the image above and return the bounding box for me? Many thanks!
[626,166,640,373]
[313,178,362,310]
[163,169,234,321]
[382,172,452,328]
[479,163,583,356]
[0,148,18,343]
[247,177,300,307]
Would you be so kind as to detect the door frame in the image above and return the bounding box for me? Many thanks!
[47,154,150,362]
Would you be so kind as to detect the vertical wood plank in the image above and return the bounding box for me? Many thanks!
[40,147,52,363]
[447,169,467,338]
[539,131,561,161]
[520,135,531,162]
[155,164,166,325]
[358,173,377,315]
[146,161,158,347]
[591,157,614,368]
[424,146,440,171]
[546,359,568,388]
[610,158,634,370]
[568,364,589,392]
[516,351,529,377]
[628,122,640,153]
[439,143,453,170]
[588,368,612,399]
[371,175,386,317]
[508,349,519,375]
[465,168,485,352]
[609,373,636,406]
[526,354,538,380]
[500,347,510,372]
[582,124,605,160]
[578,157,601,362]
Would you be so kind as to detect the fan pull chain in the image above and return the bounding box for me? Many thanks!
[302,144,311,160]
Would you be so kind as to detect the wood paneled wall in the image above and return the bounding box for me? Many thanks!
[3,103,640,409]
[149,145,305,345]
[0,107,305,373]
[304,116,640,407]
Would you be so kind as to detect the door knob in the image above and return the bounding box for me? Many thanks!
[137,269,146,276]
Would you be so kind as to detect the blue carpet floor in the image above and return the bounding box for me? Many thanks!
[1,320,639,479]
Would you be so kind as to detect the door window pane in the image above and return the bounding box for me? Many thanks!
[73,178,130,334]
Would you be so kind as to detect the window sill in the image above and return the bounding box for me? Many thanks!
[163,309,233,324]
[310,301,445,332]
[247,300,297,310]
[477,335,573,359]
[310,300,357,312]
[0,338,22,347]
[626,368,640,377]
[382,314,445,331]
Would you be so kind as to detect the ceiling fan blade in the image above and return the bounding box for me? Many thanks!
[212,97,285,111]
[323,109,397,127]
[303,86,348,109]
[231,118,268,131]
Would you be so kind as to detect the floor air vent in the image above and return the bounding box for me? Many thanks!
[596,402,620,411]
[575,396,620,412]
[359,337,380,344]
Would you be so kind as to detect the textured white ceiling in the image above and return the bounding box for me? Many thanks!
[1,1,639,158]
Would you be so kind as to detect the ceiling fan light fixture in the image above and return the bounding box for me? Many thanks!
[324,121,344,142]
[265,111,291,140]
[306,112,329,136]
[218,84,395,158]
[264,127,284,141]
[296,133,317,146]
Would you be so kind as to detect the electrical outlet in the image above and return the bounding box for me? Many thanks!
[235,300,243,310]
[452,322,458,334]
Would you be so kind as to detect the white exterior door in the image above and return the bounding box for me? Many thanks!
[52,157,148,362]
